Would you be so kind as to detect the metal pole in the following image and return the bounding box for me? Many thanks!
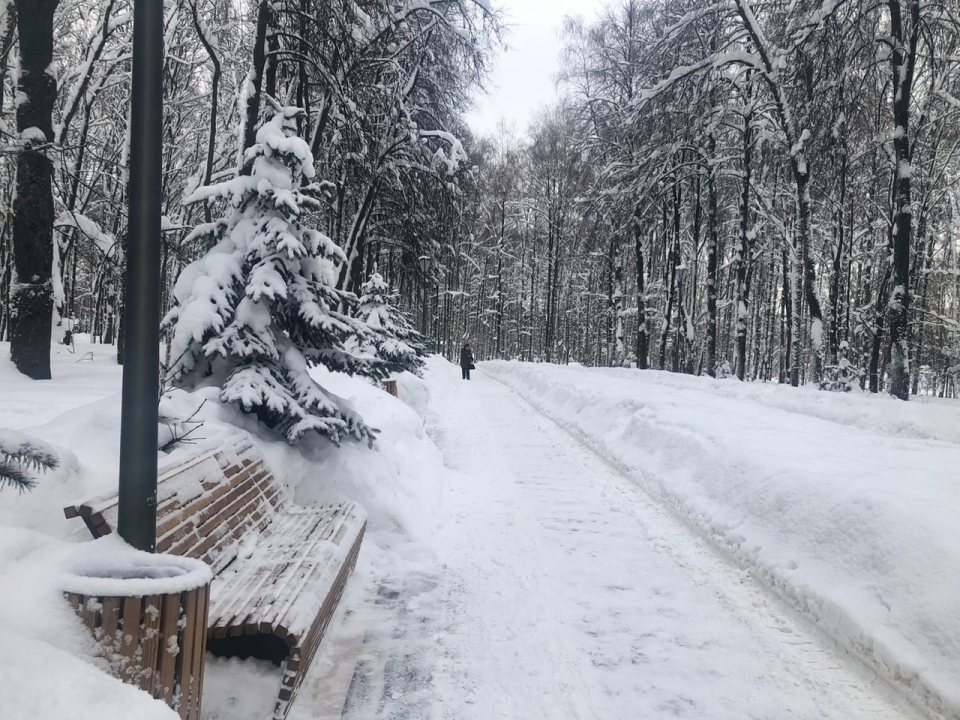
[117,0,164,553]
[421,277,427,336]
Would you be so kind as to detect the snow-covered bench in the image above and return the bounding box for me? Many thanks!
[64,439,366,720]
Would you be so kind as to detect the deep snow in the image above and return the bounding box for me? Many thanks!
[0,342,444,720]
[0,342,950,719]
[483,360,960,719]
[294,359,923,719]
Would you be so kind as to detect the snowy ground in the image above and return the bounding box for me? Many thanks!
[0,342,445,720]
[303,360,925,720]
[0,344,950,719]
[482,361,960,719]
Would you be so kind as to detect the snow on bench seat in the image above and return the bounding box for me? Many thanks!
[64,439,366,720]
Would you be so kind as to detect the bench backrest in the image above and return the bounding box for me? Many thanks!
[65,439,288,574]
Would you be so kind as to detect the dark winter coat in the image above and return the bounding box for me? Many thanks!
[460,346,474,368]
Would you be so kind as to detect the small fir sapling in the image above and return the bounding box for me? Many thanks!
[819,341,861,392]
[715,360,734,379]
[162,106,381,445]
[356,272,427,377]
[0,429,59,493]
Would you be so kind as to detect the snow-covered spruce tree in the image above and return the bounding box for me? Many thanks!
[163,107,383,445]
[356,272,427,377]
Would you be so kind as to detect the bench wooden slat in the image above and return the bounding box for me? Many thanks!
[64,438,365,720]
[177,588,200,720]
[140,595,163,695]
[207,507,357,646]
[157,593,181,704]
[261,520,345,631]
[211,513,319,634]
[223,511,329,620]
[120,596,142,685]
[186,584,209,720]
[212,562,283,637]
[101,598,121,653]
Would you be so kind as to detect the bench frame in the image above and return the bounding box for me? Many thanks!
[65,438,366,720]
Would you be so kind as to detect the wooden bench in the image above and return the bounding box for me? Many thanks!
[381,379,398,397]
[64,439,366,720]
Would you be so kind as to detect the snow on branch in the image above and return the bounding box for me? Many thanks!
[54,211,116,257]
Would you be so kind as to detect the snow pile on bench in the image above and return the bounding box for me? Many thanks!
[484,360,960,719]
[65,439,367,720]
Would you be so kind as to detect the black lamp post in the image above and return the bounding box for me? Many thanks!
[117,0,164,553]
[418,255,433,339]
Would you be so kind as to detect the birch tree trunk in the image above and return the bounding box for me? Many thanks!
[705,137,719,377]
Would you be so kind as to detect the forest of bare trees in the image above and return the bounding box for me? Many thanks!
[437,0,960,399]
[4,0,960,401]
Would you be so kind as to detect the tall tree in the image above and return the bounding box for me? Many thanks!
[886,0,921,400]
[10,0,59,379]
[164,108,380,444]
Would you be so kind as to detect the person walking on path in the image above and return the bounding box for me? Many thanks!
[460,343,475,380]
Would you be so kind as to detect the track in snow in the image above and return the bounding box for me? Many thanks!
[328,364,924,719]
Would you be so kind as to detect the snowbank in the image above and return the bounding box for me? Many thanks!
[1,341,446,719]
[1,342,125,540]
[0,625,178,720]
[293,364,445,552]
[483,360,960,719]
[0,528,181,720]
[1,340,123,431]
[593,364,960,444]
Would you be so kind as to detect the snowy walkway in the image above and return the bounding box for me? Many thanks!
[325,363,922,719]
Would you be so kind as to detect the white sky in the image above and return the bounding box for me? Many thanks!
[467,0,606,138]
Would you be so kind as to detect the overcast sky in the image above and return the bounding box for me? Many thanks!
[466,0,606,137]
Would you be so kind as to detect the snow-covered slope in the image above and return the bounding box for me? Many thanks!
[483,360,960,719]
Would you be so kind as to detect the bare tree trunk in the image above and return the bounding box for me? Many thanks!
[189,0,221,222]
[705,138,719,377]
[735,104,753,381]
[10,0,59,379]
[887,0,919,401]
[495,201,505,357]
[869,269,891,393]
[633,205,648,369]
[659,183,680,370]
[545,191,557,363]
[733,0,824,379]
[613,237,624,365]
[828,109,848,365]
[240,0,270,171]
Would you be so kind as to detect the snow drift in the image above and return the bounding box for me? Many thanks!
[0,341,445,718]
[483,360,960,719]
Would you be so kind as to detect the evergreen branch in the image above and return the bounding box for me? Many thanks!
[0,463,38,494]
[0,432,60,474]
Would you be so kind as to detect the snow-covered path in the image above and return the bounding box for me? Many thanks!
[417,364,918,719]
